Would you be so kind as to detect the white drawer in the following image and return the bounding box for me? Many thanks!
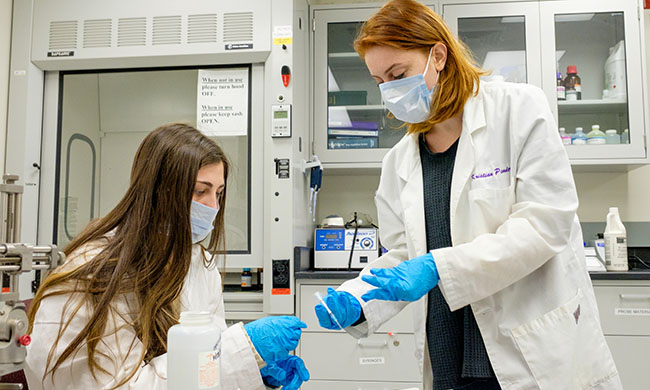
[300,332,420,382]
[300,285,415,333]
[302,380,422,390]
[594,286,650,336]
[606,335,650,390]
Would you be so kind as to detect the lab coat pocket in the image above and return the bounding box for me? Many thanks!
[466,186,515,234]
[511,289,612,389]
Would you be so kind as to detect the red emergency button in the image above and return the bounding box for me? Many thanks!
[18,335,31,346]
[281,65,291,87]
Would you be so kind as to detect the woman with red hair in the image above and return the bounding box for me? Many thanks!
[315,1,621,389]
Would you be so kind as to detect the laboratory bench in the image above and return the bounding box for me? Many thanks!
[295,270,650,390]
[296,269,650,280]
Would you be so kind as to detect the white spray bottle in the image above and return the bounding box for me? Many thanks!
[604,207,628,271]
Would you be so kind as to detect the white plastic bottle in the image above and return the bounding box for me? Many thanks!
[605,40,626,100]
[559,127,571,145]
[168,311,222,390]
[587,125,606,144]
[571,127,587,145]
[604,207,628,272]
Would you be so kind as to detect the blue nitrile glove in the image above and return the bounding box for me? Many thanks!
[314,287,362,330]
[261,355,310,390]
[361,252,439,302]
[244,316,307,363]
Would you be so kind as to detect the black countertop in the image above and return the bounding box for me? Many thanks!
[589,270,650,280]
[295,270,360,280]
[296,269,650,281]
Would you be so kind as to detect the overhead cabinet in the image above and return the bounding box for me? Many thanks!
[311,1,648,166]
[444,0,648,164]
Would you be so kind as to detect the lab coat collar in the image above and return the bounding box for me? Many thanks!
[396,86,485,182]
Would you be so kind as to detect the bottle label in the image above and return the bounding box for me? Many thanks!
[557,86,566,100]
[199,348,221,389]
[566,90,578,101]
[574,84,582,92]
[241,275,252,287]
[605,235,628,271]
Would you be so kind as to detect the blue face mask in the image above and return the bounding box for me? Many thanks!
[190,200,219,244]
[379,47,439,124]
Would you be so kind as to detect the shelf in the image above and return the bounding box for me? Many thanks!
[329,104,384,111]
[328,52,363,67]
[558,99,627,114]
[322,162,382,176]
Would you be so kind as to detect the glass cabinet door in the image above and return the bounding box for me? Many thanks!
[540,0,646,160]
[314,7,424,164]
[444,2,542,87]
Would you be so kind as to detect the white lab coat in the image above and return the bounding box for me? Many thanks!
[25,243,266,390]
[338,81,622,390]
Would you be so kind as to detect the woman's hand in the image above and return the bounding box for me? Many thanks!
[361,252,439,302]
[314,287,362,330]
[260,355,310,390]
[244,316,306,363]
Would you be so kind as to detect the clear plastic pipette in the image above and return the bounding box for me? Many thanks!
[314,291,344,330]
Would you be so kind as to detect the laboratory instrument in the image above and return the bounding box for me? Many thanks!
[314,225,379,269]
[271,104,292,138]
[168,311,222,390]
[0,175,64,378]
[314,291,343,330]
[308,165,323,221]
[8,0,313,315]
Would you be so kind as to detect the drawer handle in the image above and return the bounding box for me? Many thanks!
[620,294,650,300]
[357,339,388,348]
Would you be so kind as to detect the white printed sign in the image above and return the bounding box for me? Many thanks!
[197,68,249,136]
[615,308,650,316]
[273,25,293,45]
[359,357,385,365]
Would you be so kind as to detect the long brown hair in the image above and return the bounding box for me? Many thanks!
[353,0,488,134]
[28,123,230,387]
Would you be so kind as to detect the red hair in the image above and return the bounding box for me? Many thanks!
[354,0,487,133]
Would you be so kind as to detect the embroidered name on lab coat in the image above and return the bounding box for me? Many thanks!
[471,166,511,180]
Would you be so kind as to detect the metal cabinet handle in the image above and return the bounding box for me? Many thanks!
[620,294,650,300]
[357,339,388,348]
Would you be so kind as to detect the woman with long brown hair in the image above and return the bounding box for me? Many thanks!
[25,123,309,389]
[315,1,621,389]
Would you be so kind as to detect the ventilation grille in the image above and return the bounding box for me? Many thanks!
[152,15,182,45]
[49,20,78,50]
[188,14,217,44]
[223,12,253,42]
[83,19,111,48]
[117,17,146,47]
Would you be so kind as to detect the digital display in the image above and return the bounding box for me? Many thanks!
[325,234,338,239]
[274,110,288,119]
